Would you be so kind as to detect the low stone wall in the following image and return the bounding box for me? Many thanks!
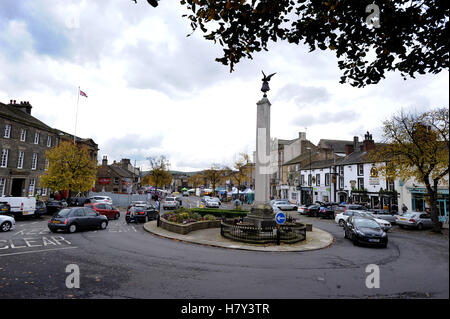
[160,218,221,235]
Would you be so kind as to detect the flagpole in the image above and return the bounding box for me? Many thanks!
[74,86,80,144]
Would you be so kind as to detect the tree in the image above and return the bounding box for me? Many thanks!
[142,156,173,190]
[40,141,97,196]
[139,0,448,87]
[204,164,228,195]
[187,172,204,189]
[369,108,449,232]
[230,153,253,197]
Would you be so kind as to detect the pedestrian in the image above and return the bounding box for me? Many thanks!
[402,203,408,214]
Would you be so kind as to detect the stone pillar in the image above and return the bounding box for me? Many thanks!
[244,97,275,227]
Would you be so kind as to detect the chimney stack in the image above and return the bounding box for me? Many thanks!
[102,156,108,167]
[353,136,359,150]
[345,144,354,155]
[363,131,375,152]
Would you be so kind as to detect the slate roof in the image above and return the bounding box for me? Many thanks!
[109,165,134,178]
[317,139,363,153]
[0,102,54,132]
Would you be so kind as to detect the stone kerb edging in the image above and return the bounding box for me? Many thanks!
[160,217,221,235]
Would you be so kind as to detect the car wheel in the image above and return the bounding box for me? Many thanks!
[68,224,77,233]
[115,213,120,220]
[417,223,424,230]
[339,219,345,227]
[100,221,108,230]
[1,221,11,232]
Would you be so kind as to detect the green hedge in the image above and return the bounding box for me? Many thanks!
[189,208,249,218]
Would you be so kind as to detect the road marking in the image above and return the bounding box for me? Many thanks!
[0,246,78,257]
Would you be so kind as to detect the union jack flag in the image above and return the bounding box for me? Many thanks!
[80,90,88,98]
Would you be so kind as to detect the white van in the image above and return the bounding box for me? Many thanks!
[0,197,36,218]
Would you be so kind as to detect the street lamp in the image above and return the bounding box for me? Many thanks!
[306,147,312,205]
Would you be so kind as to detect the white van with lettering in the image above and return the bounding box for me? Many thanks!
[0,197,36,218]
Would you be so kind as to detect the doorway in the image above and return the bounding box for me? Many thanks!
[11,178,25,197]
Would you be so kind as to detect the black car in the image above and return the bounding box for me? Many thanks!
[318,205,338,219]
[343,216,388,248]
[68,197,88,207]
[125,205,158,223]
[46,199,68,214]
[35,200,47,216]
[48,207,108,233]
[0,201,11,215]
[304,205,320,217]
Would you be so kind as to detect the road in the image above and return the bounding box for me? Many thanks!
[0,196,448,299]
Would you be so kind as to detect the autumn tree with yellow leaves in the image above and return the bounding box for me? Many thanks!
[40,141,97,196]
[369,108,449,232]
[141,155,172,190]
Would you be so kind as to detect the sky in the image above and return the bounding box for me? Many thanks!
[0,0,448,172]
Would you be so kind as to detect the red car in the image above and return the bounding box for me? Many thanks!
[85,203,120,220]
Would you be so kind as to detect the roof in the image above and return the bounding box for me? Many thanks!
[336,151,371,165]
[0,102,54,132]
[109,165,134,178]
[318,139,363,153]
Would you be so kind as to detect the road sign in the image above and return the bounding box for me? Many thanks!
[275,211,286,225]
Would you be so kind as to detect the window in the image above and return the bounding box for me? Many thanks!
[20,129,27,142]
[28,179,35,196]
[45,159,49,171]
[74,209,86,217]
[316,174,320,186]
[96,204,106,210]
[339,166,344,175]
[1,149,9,168]
[295,164,299,172]
[291,193,297,200]
[85,208,98,216]
[0,178,6,196]
[339,176,344,189]
[34,132,40,144]
[358,164,364,176]
[300,175,305,186]
[325,173,330,186]
[114,177,119,185]
[47,136,52,147]
[31,153,38,170]
[17,151,24,169]
[358,177,364,190]
[4,124,11,138]
[308,174,312,186]
[42,188,47,196]
[387,179,395,191]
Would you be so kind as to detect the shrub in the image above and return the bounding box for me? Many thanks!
[190,212,202,221]
[203,214,217,221]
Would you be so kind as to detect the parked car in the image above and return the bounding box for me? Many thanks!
[35,200,47,216]
[125,205,158,223]
[201,196,211,204]
[0,201,11,215]
[343,216,388,248]
[0,196,37,218]
[182,191,189,197]
[318,205,339,219]
[163,197,180,210]
[48,207,108,233]
[369,209,397,224]
[395,212,433,230]
[208,197,221,206]
[0,214,15,232]
[334,204,369,216]
[46,199,68,214]
[68,197,89,207]
[87,196,113,205]
[272,200,297,211]
[297,205,307,214]
[85,203,120,220]
[304,205,320,217]
[131,201,147,207]
[205,200,220,208]
[335,210,392,231]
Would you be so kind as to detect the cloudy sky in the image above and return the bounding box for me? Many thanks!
[0,0,448,172]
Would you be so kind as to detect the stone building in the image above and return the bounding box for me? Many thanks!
[95,156,138,193]
[0,100,98,198]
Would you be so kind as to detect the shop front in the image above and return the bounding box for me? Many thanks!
[410,187,449,223]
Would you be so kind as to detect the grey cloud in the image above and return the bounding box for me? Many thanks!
[275,83,331,107]
[100,134,163,163]
[291,110,360,127]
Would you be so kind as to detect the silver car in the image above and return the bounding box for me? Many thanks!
[369,209,397,224]
[273,200,297,211]
[395,212,433,230]
[163,197,179,210]
[0,214,16,232]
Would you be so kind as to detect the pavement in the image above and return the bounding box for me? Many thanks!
[143,220,334,252]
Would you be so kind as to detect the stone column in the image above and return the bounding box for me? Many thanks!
[244,97,275,227]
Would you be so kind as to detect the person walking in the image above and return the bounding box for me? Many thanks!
[402,203,408,214]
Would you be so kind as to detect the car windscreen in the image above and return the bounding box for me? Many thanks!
[56,208,71,217]
[402,213,416,218]
[354,218,381,229]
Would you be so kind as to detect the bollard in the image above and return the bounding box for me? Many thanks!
[276,226,280,246]
[157,213,160,227]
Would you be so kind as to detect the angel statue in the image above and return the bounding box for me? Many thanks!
[261,71,276,97]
